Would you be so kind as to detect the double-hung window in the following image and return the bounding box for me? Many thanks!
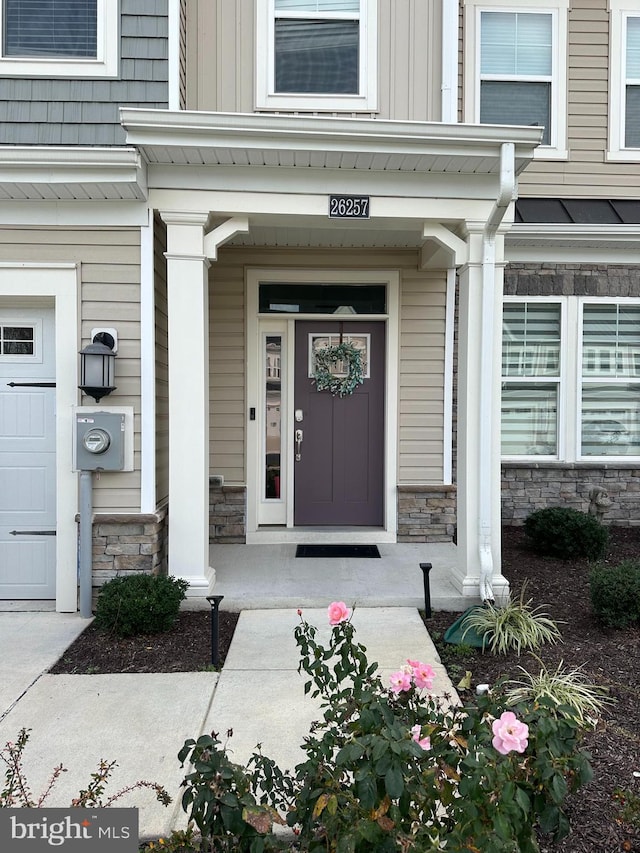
[0,0,118,77]
[502,298,640,461]
[464,0,568,158]
[608,2,640,158]
[256,0,377,112]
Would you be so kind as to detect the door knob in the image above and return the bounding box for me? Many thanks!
[295,429,303,461]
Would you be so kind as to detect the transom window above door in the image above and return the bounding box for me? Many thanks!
[259,283,386,314]
[256,0,378,112]
[0,0,118,77]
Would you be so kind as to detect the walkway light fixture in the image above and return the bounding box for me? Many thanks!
[79,331,117,403]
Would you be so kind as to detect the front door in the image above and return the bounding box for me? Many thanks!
[294,321,385,526]
[0,308,56,599]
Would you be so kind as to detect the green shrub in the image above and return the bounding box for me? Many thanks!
[589,560,640,628]
[524,506,609,560]
[93,573,189,637]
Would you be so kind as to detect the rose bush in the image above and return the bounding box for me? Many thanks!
[179,602,594,853]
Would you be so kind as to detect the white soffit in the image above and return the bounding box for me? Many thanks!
[0,147,147,201]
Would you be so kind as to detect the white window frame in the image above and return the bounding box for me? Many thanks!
[607,1,640,161]
[463,0,568,160]
[0,0,118,78]
[255,0,378,112]
[502,296,640,463]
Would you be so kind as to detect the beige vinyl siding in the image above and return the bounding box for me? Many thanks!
[399,270,446,483]
[210,248,447,487]
[154,214,169,506]
[209,258,246,483]
[518,0,640,197]
[0,226,142,512]
[187,0,443,121]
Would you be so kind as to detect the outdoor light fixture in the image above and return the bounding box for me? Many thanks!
[79,331,117,403]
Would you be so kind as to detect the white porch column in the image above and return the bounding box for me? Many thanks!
[454,228,508,603]
[161,211,212,594]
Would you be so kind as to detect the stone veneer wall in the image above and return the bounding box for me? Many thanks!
[90,507,168,589]
[209,483,246,543]
[501,262,640,527]
[502,464,640,526]
[397,485,457,542]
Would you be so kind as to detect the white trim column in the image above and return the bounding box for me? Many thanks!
[161,211,212,595]
[454,228,508,602]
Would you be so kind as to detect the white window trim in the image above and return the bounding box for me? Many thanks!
[0,0,119,78]
[463,0,568,160]
[607,1,640,162]
[502,296,640,463]
[255,0,378,113]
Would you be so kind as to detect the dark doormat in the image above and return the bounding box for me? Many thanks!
[296,544,381,558]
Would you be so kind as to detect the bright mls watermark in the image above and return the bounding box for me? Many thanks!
[0,809,138,851]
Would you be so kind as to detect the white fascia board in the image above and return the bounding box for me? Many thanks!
[0,147,147,199]
[121,108,542,165]
[0,201,150,227]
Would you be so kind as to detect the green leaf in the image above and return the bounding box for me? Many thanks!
[384,763,404,799]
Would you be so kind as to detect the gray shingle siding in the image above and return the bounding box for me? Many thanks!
[0,2,169,146]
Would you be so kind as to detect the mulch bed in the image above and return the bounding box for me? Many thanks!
[50,527,640,851]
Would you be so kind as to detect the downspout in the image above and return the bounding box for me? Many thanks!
[441,0,459,123]
[478,141,515,603]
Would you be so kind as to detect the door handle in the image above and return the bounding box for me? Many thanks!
[295,429,303,461]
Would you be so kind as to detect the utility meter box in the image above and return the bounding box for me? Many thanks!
[75,412,125,471]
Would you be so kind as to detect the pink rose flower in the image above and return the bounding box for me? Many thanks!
[327,601,351,626]
[492,711,529,755]
[411,724,431,751]
[412,662,436,691]
[389,670,412,693]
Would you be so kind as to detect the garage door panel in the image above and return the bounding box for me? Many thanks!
[0,534,56,597]
[0,454,55,520]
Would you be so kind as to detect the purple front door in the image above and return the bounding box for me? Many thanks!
[294,321,385,526]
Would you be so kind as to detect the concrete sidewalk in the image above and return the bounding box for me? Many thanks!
[0,607,456,841]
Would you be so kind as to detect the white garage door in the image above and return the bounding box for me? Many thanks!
[0,308,56,599]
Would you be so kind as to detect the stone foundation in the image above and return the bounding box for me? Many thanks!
[209,483,246,543]
[397,485,457,542]
[501,464,640,526]
[87,506,169,589]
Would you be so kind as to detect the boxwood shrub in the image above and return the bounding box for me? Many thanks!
[589,560,640,629]
[524,506,609,561]
[93,573,189,637]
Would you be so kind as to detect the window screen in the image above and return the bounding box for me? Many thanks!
[4,0,97,58]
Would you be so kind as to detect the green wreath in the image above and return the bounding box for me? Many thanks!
[312,341,365,397]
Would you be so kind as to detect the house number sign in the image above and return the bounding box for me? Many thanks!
[329,195,370,219]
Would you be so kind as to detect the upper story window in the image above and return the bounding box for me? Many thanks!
[608,2,640,159]
[464,0,568,159]
[256,0,377,112]
[0,0,118,77]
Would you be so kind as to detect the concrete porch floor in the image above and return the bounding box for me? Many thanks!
[197,541,475,612]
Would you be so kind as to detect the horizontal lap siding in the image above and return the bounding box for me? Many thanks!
[154,214,169,506]
[519,0,640,197]
[399,271,446,483]
[0,227,142,512]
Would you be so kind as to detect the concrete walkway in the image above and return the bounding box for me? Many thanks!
[0,607,457,842]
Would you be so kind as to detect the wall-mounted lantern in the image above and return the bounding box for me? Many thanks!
[79,330,117,403]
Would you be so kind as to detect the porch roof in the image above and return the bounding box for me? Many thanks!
[120,109,542,176]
